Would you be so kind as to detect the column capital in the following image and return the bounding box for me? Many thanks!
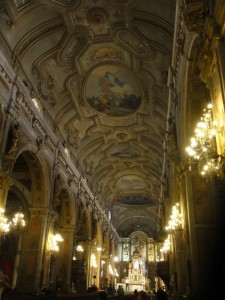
[0,172,13,189]
[0,172,13,207]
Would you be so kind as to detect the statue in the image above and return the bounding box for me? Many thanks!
[7,123,20,155]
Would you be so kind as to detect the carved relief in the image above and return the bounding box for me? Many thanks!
[32,65,55,106]
[93,47,123,61]
[0,72,10,93]
[199,36,213,64]
[85,160,94,176]
[117,29,149,56]
[3,123,21,173]
[0,173,12,190]
[59,35,87,62]
[65,125,79,149]
[87,7,109,26]
[131,233,146,252]
[183,4,208,33]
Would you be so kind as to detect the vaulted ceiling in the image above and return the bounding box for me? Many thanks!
[0,0,175,238]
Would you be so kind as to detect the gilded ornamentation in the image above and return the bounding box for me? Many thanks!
[0,174,12,190]
[199,36,213,63]
[93,47,123,61]
[183,6,208,33]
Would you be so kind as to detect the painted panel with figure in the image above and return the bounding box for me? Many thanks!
[85,64,142,116]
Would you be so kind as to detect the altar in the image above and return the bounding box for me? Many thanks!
[116,282,146,292]
[121,247,147,291]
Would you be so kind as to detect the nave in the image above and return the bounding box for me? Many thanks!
[0,1,225,300]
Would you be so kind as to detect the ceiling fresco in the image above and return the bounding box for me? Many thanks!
[0,0,176,238]
[85,64,142,116]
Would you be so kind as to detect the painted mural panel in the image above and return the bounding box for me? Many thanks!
[85,64,142,116]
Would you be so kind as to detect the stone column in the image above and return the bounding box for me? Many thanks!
[121,241,123,261]
[216,39,225,102]
[173,228,187,296]
[57,227,74,292]
[18,207,49,292]
[86,240,92,288]
[184,172,199,292]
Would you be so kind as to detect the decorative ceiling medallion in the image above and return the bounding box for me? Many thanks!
[87,7,109,25]
[84,64,142,116]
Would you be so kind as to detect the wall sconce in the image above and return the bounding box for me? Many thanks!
[48,233,63,254]
[186,103,224,176]
[0,207,26,237]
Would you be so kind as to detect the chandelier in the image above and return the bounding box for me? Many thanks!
[160,234,171,254]
[12,207,26,230]
[0,208,11,236]
[160,203,182,256]
[0,207,26,236]
[185,103,223,176]
[165,203,183,232]
[48,233,63,254]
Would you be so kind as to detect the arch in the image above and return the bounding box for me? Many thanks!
[59,188,76,228]
[178,30,218,295]
[10,146,49,206]
[1,147,49,290]
[179,33,210,157]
